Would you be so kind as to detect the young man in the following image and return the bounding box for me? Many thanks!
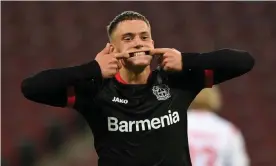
[21,11,254,166]
[188,86,250,166]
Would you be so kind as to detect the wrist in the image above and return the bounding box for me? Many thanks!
[181,53,200,69]
[80,60,103,81]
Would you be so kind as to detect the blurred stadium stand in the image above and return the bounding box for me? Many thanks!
[1,1,276,166]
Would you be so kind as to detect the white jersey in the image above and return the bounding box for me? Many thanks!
[187,110,250,166]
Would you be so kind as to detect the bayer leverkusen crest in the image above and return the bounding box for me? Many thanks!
[152,84,171,101]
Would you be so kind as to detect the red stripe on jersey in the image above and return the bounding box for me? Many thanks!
[115,72,153,84]
[115,73,127,84]
[204,70,213,88]
[67,86,76,107]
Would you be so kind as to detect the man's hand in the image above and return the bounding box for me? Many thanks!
[150,48,182,71]
[95,43,129,78]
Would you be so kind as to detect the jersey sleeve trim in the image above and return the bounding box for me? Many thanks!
[67,86,76,107]
[204,69,213,88]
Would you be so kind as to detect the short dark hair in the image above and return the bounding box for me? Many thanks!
[107,11,151,40]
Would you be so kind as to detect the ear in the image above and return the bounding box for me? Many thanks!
[152,40,155,47]
[109,43,116,53]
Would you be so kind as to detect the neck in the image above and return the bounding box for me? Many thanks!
[119,66,151,84]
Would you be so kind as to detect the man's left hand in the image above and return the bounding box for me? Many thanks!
[150,48,182,71]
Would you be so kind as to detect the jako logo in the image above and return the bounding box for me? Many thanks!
[108,110,180,132]
[112,97,128,104]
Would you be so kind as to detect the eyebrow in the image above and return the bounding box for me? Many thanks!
[122,31,149,37]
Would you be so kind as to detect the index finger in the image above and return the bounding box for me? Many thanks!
[149,48,171,55]
[114,52,130,59]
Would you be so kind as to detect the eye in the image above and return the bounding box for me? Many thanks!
[123,36,132,41]
[141,36,149,40]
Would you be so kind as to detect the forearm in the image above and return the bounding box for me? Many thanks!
[21,60,102,107]
[181,49,255,85]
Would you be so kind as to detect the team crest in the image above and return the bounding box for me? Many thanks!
[152,84,171,101]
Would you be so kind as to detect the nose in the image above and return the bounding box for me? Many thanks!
[134,44,143,49]
[133,37,144,49]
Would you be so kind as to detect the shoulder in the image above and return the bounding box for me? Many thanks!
[214,116,241,136]
[73,78,112,106]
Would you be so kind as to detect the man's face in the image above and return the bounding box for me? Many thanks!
[111,20,154,53]
[110,20,154,71]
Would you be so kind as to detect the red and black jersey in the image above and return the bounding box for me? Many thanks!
[21,49,254,166]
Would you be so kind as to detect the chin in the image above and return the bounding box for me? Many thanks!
[131,65,150,73]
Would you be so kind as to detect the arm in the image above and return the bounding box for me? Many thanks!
[224,129,250,166]
[21,60,102,108]
[178,49,255,88]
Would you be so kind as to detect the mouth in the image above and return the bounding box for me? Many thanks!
[129,51,150,57]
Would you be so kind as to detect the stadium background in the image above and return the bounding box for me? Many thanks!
[2,1,276,166]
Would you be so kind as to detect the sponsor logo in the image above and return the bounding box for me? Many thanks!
[108,110,180,132]
[112,97,128,104]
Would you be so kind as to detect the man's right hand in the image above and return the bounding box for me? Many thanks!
[95,43,129,78]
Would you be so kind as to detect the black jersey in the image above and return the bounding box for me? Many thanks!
[74,70,203,166]
[21,49,254,166]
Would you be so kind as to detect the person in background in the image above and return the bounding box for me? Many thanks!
[187,86,250,166]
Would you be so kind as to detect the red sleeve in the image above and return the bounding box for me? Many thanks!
[204,69,213,88]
